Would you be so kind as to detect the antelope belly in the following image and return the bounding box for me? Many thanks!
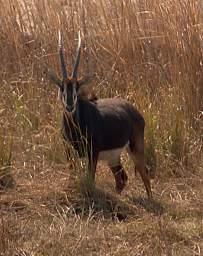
[98,147,125,166]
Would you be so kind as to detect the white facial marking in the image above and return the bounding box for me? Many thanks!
[73,86,77,106]
[58,88,62,101]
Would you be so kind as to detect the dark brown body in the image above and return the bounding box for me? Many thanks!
[62,97,152,198]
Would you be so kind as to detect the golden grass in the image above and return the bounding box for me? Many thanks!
[0,0,202,255]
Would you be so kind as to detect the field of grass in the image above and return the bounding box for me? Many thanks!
[0,0,202,255]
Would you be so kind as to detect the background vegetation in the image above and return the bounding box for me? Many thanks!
[0,0,202,255]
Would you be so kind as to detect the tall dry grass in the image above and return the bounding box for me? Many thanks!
[0,0,202,164]
[0,0,202,255]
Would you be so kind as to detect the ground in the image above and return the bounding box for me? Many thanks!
[0,152,202,255]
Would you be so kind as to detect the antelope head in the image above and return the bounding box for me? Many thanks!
[49,31,91,115]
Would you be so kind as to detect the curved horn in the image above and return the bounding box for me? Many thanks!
[72,31,81,78]
[58,31,68,79]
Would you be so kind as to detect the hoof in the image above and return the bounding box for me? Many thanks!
[146,165,155,180]
[115,173,128,194]
[115,184,125,194]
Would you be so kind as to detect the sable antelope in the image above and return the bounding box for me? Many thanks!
[48,32,152,198]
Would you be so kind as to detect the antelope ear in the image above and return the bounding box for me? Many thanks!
[77,75,92,87]
[77,77,92,99]
[77,78,97,101]
[48,71,62,88]
[44,68,62,88]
